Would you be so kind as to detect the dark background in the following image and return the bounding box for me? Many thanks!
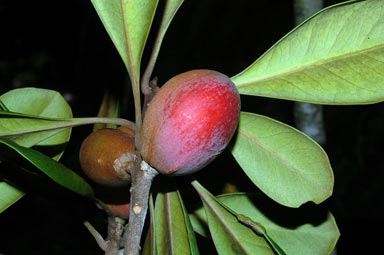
[1,0,383,254]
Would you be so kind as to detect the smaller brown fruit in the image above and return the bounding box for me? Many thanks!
[79,128,135,187]
[105,202,131,219]
[97,201,131,219]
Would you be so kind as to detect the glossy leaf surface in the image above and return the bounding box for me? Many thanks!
[90,0,128,67]
[232,0,384,105]
[0,88,72,154]
[90,0,158,87]
[230,112,333,208]
[0,182,24,213]
[0,88,75,212]
[122,0,158,80]
[0,138,94,197]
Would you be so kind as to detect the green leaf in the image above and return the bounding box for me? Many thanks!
[230,112,333,208]
[156,0,184,48]
[143,194,156,255]
[143,0,184,77]
[90,0,158,86]
[0,87,75,210]
[0,99,9,111]
[154,184,199,255]
[191,193,340,255]
[0,138,94,198]
[89,0,128,69]
[0,182,25,213]
[0,111,134,138]
[0,88,72,159]
[232,0,384,105]
[236,214,286,255]
[0,88,72,120]
[189,211,211,239]
[192,181,274,255]
[222,193,339,255]
[122,0,158,80]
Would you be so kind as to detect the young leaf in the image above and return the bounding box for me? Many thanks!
[232,0,384,105]
[154,184,199,255]
[0,88,72,158]
[0,138,94,198]
[93,91,120,131]
[191,181,274,255]
[0,182,25,213]
[230,112,333,208]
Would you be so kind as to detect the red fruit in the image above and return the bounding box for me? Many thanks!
[141,69,240,175]
[79,128,135,187]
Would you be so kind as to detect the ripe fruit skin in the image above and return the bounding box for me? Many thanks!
[141,69,240,175]
[79,128,135,187]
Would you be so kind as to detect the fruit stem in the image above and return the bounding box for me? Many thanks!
[142,78,159,116]
[123,160,158,255]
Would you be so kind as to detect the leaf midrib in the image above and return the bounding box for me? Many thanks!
[236,44,384,88]
[165,194,176,255]
[237,123,325,191]
[202,193,268,254]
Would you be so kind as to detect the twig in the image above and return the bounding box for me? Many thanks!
[142,77,159,117]
[106,217,125,255]
[122,160,158,255]
[83,221,108,251]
